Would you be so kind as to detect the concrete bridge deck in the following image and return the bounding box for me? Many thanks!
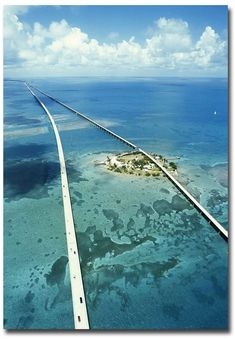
[25,83,90,329]
[29,83,228,242]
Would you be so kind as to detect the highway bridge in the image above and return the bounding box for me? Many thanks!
[28,83,228,242]
[25,83,90,330]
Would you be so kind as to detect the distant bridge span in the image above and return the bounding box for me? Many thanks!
[27,83,228,242]
[29,84,137,150]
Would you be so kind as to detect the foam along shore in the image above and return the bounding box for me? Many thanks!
[104,151,178,177]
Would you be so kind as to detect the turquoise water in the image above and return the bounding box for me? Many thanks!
[4,78,228,329]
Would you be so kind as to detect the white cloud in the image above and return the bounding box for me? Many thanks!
[3,9,227,77]
[193,26,227,66]
[150,17,192,52]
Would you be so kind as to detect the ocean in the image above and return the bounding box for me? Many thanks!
[4,77,228,329]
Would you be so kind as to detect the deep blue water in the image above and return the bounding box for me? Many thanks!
[30,77,228,162]
[4,77,228,330]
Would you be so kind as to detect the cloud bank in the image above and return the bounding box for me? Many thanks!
[4,7,227,77]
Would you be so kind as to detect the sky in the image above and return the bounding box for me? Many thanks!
[3,5,228,78]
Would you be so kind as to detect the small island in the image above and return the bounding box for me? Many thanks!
[104,151,178,177]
